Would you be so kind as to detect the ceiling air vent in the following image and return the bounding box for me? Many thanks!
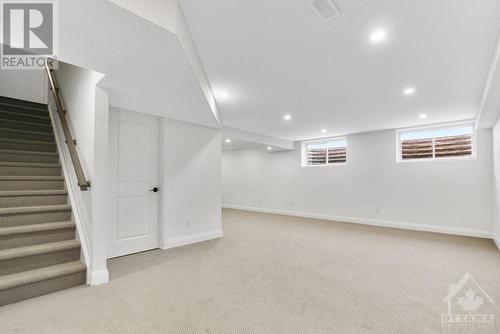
[308,0,340,21]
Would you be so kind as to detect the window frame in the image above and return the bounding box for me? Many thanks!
[395,122,476,163]
[301,136,348,167]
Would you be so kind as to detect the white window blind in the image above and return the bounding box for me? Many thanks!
[304,138,347,166]
[399,124,474,161]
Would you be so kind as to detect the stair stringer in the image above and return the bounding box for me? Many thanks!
[47,104,92,284]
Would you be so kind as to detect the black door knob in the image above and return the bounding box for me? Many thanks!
[150,187,159,192]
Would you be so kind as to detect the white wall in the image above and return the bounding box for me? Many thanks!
[55,62,104,180]
[105,0,223,127]
[493,119,500,243]
[162,119,222,248]
[107,0,178,32]
[49,61,109,285]
[0,69,47,103]
[222,128,494,237]
[58,0,219,129]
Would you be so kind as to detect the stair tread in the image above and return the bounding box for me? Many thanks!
[0,221,74,237]
[0,260,85,290]
[0,95,47,108]
[0,104,48,114]
[0,127,53,136]
[0,137,56,146]
[0,239,80,261]
[0,109,50,120]
[0,161,60,168]
[0,175,64,181]
[0,96,48,110]
[0,204,71,215]
[0,118,52,129]
[0,149,58,156]
[0,189,67,197]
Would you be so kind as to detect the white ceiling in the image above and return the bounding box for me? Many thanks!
[179,0,500,141]
[222,138,276,152]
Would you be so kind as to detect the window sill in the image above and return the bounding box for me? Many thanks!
[301,162,347,168]
[396,156,476,163]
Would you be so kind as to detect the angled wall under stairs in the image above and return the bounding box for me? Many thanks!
[0,95,86,306]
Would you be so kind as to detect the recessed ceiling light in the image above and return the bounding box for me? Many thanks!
[267,146,272,150]
[283,114,292,121]
[215,89,229,99]
[370,29,387,43]
[225,139,232,143]
[419,114,427,119]
[321,129,327,133]
[403,87,415,96]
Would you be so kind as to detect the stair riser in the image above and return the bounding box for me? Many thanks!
[0,228,75,250]
[0,129,54,142]
[0,210,71,227]
[0,120,52,134]
[0,180,64,191]
[0,104,48,118]
[0,247,80,275]
[0,271,85,306]
[0,194,67,208]
[0,166,61,176]
[0,152,59,164]
[0,111,50,125]
[0,140,56,153]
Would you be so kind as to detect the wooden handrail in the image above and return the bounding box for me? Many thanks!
[45,61,90,191]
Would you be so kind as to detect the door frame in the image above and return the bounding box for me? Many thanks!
[107,108,165,259]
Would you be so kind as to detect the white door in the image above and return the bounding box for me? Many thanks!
[108,109,160,258]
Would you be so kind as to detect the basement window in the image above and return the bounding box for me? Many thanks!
[397,123,475,162]
[301,137,347,167]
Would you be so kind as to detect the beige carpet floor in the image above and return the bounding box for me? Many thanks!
[1,208,500,333]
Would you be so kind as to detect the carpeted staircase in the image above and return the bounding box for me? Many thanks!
[0,96,86,306]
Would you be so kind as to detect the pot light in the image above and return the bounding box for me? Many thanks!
[215,89,229,100]
[225,139,232,143]
[267,146,272,150]
[283,114,292,121]
[403,87,415,96]
[321,129,327,134]
[370,29,387,44]
[419,114,427,119]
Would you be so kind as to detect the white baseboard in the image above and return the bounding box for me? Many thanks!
[223,205,493,239]
[163,230,224,250]
[494,235,500,251]
[90,269,109,286]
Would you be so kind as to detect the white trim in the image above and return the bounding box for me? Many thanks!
[48,104,93,283]
[223,205,493,239]
[158,118,166,252]
[90,269,109,286]
[162,230,224,249]
[476,28,500,128]
[396,121,476,163]
[494,235,500,251]
[302,162,348,168]
[301,136,348,167]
